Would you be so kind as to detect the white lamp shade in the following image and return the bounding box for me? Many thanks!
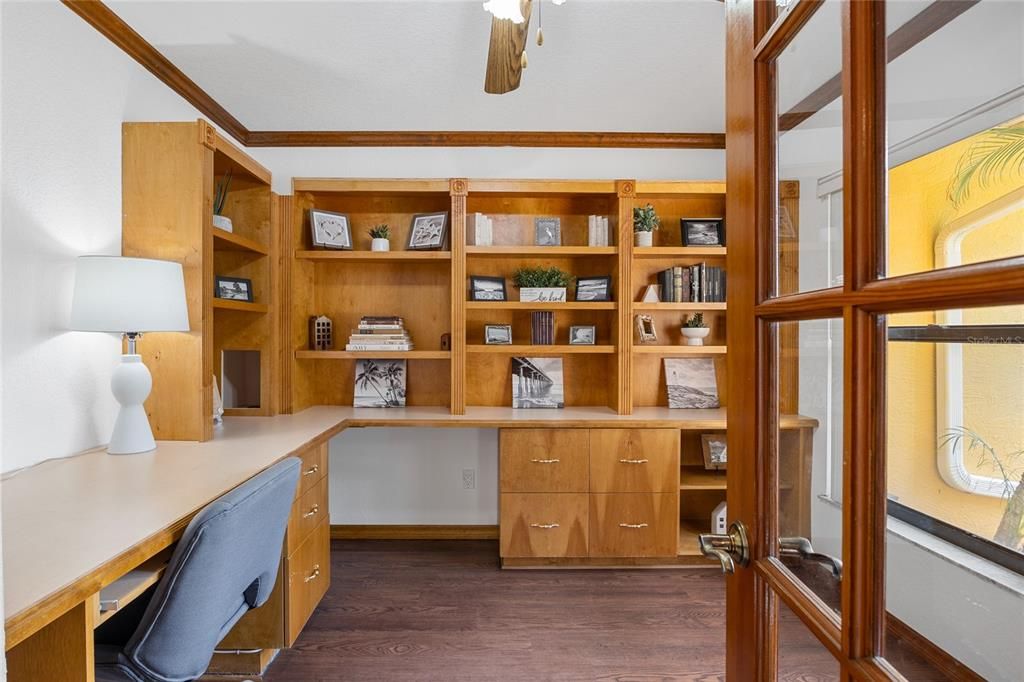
[71,256,190,333]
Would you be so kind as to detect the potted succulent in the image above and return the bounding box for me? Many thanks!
[633,203,660,247]
[512,266,573,302]
[680,312,710,346]
[369,224,391,252]
[212,168,233,232]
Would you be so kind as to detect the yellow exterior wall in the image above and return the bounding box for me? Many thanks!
[887,123,1023,540]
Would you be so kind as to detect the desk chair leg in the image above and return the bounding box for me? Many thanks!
[8,593,98,682]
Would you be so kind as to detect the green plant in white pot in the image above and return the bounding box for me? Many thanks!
[369,224,391,252]
[681,312,710,346]
[212,168,233,233]
[633,203,660,247]
[513,266,573,302]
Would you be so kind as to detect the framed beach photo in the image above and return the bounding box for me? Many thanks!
[681,218,725,247]
[407,212,449,250]
[469,275,507,301]
[353,359,407,408]
[569,325,596,345]
[310,209,352,249]
[701,434,727,470]
[534,217,562,246]
[484,324,513,345]
[664,357,720,409]
[575,275,612,302]
[214,275,253,302]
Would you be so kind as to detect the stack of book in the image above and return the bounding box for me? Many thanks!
[467,213,494,246]
[587,215,610,246]
[531,311,555,345]
[346,316,413,351]
[656,263,726,303]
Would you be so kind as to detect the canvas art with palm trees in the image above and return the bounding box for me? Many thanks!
[354,359,407,408]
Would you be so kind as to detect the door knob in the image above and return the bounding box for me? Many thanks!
[779,537,843,579]
[698,521,750,574]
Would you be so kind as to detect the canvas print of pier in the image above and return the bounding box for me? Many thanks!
[511,357,564,409]
[664,357,720,409]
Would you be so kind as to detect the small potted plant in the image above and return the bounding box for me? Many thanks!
[681,312,710,346]
[369,224,391,252]
[512,266,573,302]
[633,203,660,247]
[212,168,233,233]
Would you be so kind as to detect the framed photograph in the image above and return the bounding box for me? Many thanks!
[534,217,562,246]
[407,212,449,250]
[575,275,612,302]
[681,218,725,247]
[214,275,253,302]
[511,357,564,409]
[569,325,596,345]
[310,209,352,249]
[469,276,507,301]
[701,434,727,470]
[664,357,720,409]
[635,314,658,344]
[353,359,406,408]
[485,324,513,345]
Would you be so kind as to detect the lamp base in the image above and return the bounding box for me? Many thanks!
[108,354,156,455]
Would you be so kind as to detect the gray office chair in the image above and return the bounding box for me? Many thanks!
[96,457,301,682]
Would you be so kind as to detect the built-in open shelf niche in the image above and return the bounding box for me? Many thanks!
[221,350,262,410]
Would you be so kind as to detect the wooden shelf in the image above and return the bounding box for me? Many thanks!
[632,345,727,355]
[633,246,726,258]
[212,299,269,313]
[466,246,617,257]
[296,250,451,261]
[634,302,727,311]
[212,228,269,255]
[466,301,617,311]
[467,344,616,355]
[295,350,451,360]
[678,519,710,557]
[680,466,727,491]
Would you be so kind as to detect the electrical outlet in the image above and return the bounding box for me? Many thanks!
[462,468,476,490]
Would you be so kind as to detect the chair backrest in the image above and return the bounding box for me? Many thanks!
[120,457,300,682]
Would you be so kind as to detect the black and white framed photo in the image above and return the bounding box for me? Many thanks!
[407,212,449,250]
[353,359,406,408]
[664,357,720,409]
[680,218,725,247]
[575,275,612,302]
[534,217,562,247]
[469,276,507,301]
[701,433,727,470]
[484,324,513,345]
[310,209,352,249]
[635,314,658,344]
[214,275,253,302]
[569,325,596,345]
[511,357,564,409]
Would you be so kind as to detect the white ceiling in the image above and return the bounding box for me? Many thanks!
[108,0,728,132]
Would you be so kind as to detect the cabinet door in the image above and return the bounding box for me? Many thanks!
[589,493,678,558]
[500,429,589,492]
[500,493,589,558]
[286,520,330,646]
[589,429,679,493]
[288,474,328,555]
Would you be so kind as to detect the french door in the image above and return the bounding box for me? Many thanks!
[717,0,1024,679]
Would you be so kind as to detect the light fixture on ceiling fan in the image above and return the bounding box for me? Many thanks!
[483,0,565,95]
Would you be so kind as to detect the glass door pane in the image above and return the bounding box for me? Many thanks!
[777,599,841,681]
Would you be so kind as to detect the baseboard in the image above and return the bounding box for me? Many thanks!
[331,524,499,540]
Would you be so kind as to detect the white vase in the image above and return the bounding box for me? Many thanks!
[212,214,233,233]
[371,238,390,252]
[634,231,653,247]
[681,327,711,346]
[519,287,567,303]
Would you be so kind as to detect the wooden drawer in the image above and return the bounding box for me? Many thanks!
[286,519,330,646]
[288,474,328,555]
[589,493,678,558]
[297,441,328,498]
[500,493,588,558]
[500,429,589,492]
[589,429,679,493]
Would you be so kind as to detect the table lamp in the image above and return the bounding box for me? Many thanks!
[70,256,190,454]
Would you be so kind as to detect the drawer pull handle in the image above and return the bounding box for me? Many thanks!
[304,565,321,583]
[302,504,320,519]
[530,458,560,464]
[619,523,649,529]
[619,458,649,464]
[303,464,319,476]
[530,523,560,529]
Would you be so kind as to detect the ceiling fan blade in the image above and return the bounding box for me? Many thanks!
[484,0,533,95]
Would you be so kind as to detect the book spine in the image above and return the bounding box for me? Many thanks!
[672,266,682,303]
[345,344,413,351]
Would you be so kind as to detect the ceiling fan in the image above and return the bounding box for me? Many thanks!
[483,0,565,94]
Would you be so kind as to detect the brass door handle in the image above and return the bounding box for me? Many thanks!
[619,458,649,464]
[303,464,319,476]
[699,521,750,574]
[529,523,560,529]
[530,458,560,464]
[619,522,649,529]
[302,504,319,519]
[304,565,321,583]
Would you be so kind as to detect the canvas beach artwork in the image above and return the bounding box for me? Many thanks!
[664,357,720,409]
[511,357,564,409]
[353,359,407,408]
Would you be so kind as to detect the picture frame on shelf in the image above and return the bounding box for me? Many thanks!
[575,275,612,302]
[310,209,352,249]
[701,434,727,470]
[569,325,596,345]
[353,359,407,408]
[407,212,449,250]
[681,218,725,247]
[485,324,513,345]
[469,275,507,301]
[635,314,658,344]
[534,217,562,246]
[664,357,720,409]
[214,275,254,302]
[511,357,564,409]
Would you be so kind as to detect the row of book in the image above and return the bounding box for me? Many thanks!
[587,215,611,246]
[531,311,555,345]
[345,316,414,352]
[656,263,726,303]
[466,213,495,246]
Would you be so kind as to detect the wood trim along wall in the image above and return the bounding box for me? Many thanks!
[886,614,985,682]
[330,525,500,541]
[62,1,725,150]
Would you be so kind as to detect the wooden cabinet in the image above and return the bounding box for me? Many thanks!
[589,429,679,493]
[589,493,679,558]
[499,493,589,558]
[499,429,589,492]
[286,520,330,645]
